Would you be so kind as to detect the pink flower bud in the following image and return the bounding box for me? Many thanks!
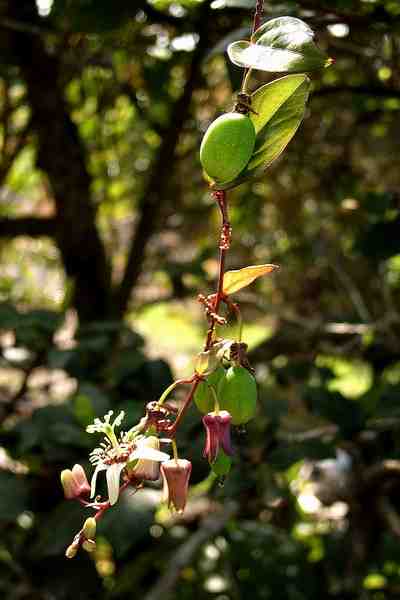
[202,410,234,463]
[161,459,192,514]
[61,464,90,499]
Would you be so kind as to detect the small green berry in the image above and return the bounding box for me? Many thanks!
[200,113,256,184]
[211,449,232,476]
[219,366,257,425]
[194,367,226,414]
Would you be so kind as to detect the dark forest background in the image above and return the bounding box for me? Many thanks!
[1,1,400,599]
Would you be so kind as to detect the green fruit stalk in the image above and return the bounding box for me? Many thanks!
[194,366,226,414]
[219,365,257,425]
[200,113,256,184]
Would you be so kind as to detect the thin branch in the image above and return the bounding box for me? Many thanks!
[0,217,56,238]
[314,85,400,99]
[0,16,55,36]
[143,502,238,600]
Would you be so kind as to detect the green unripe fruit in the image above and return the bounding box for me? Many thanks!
[194,367,226,414]
[219,366,257,425]
[200,113,256,184]
[211,450,232,476]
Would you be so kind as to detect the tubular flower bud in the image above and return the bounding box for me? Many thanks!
[131,436,163,481]
[83,517,96,541]
[61,464,91,499]
[202,410,234,464]
[161,459,192,514]
[65,541,79,559]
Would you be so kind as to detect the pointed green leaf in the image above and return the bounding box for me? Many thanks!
[212,74,310,191]
[223,264,279,295]
[228,17,330,73]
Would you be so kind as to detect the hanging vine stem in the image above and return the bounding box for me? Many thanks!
[205,190,231,349]
[166,190,231,438]
[252,0,265,37]
[154,3,266,439]
[67,0,265,528]
[242,0,265,94]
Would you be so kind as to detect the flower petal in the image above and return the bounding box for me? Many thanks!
[106,463,125,505]
[90,463,107,498]
[130,447,170,462]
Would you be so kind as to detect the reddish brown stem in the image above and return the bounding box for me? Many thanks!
[204,190,231,349]
[251,0,265,36]
[76,480,133,520]
[94,481,133,520]
[169,191,232,435]
[214,247,226,315]
[241,0,264,92]
[167,376,202,438]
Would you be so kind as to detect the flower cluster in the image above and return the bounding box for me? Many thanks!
[60,333,260,559]
[86,411,169,505]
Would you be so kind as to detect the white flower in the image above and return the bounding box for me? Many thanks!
[86,410,125,449]
[90,436,170,505]
[129,436,166,482]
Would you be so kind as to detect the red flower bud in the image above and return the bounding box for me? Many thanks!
[202,410,234,463]
[161,459,192,513]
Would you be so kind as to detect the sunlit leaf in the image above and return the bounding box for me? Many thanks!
[213,74,310,190]
[223,264,279,295]
[227,17,330,73]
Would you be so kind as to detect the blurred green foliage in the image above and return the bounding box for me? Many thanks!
[1,1,400,599]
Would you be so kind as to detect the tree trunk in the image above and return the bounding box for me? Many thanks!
[8,1,112,323]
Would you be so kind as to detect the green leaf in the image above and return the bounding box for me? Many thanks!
[227,17,330,73]
[211,450,232,476]
[213,75,310,190]
[223,264,279,295]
